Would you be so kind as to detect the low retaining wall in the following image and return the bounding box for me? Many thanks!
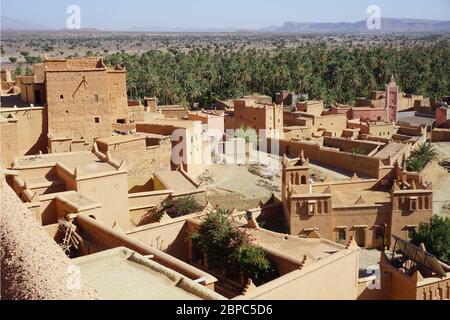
[268,138,383,178]
[431,129,450,142]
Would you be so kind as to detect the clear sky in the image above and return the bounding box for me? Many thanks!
[2,0,450,30]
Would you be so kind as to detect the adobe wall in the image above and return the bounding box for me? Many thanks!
[0,108,48,167]
[75,213,217,287]
[287,190,391,248]
[397,126,424,137]
[77,172,130,231]
[436,108,450,127]
[390,190,433,241]
[270,138,383,178]
[416,277,450,300]
[240,248,359,300]
[1,120,18,168]
[380,255,417,300]
[233,101,283,132]
[312,114,347,136]
[296,101,324,117]
[431,128,450,142]
[160,108,189,119]
[127,219,190,263]
[97,137,172,176]
[45,70,113,145]
[106,70,128,122]
[283,127,312,140]
[323,137,380,155]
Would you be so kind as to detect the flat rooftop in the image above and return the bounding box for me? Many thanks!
[332,190,390,206]
[73,248,219,300]
[153,171,197,192]
[138,119,198,129]
[96,135,146,146]
[397,114,435,127]
[373,142,407,160]
[14,152,117,175]
[247,228,344,262]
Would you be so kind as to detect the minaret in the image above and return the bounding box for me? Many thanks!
[386,75,399,123]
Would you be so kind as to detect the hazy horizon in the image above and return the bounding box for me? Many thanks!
[1,0,450,31]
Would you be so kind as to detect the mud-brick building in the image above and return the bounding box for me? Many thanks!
[281,154,433,249]
[15,57,129,148]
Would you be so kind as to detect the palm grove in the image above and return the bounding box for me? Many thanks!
[103,40,450,107]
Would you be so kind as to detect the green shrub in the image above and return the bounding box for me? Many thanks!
[230,244,272,281]
[352,148,365,155]
[164,196,202,218]
[411,215,450,263]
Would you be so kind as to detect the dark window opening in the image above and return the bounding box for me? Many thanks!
[60,95,64,100]
[94,117,100,124]
[338,230,346,242]
[408,227,416,239]
[116,119,126,124]
[375,228,383,241]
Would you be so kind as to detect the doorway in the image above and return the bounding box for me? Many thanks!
[34,90,42,105]
[355,228,366,247]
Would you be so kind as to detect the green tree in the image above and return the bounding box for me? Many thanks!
[163,196,202,218]
[411,216,450,263]
[190,208,237,269]
[9,57,17,63]
[230,244,272,281]
[190,208,274,283]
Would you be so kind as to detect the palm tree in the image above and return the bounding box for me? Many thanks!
[406,157,426,172]
[411,143,439,163]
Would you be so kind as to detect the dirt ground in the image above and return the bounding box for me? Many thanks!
[196,156,352,211]
[430,142,450,218]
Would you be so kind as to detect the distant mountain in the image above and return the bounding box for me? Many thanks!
[2,16,449,33]
[128,26,240,33]
[268,18,450,33]
[1,16,51,31]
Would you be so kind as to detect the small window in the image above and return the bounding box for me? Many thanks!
[116,119,126,124]
[94,94,99,102]
[338,230,346,242]
[375,228,383,241]
[309,202,316,215]
[408,227,416,239]
[410,197,418,211]
[253,116,257,121]
[60,95,64,100]
[94,117,100,124]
